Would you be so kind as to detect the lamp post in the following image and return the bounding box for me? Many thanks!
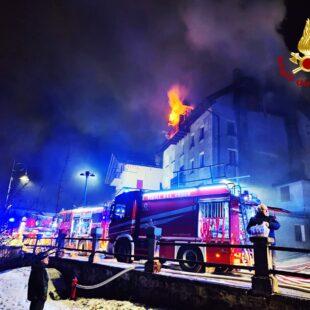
[1,161,29,231]
[80,170,95,206]
[4,161,29,212]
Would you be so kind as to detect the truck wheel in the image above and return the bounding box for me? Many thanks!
[115,239,132,263]
[177,245,203,273]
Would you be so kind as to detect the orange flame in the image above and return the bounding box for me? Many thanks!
[167,85,193,127]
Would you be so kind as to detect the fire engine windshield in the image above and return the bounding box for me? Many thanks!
[114,204,126,219]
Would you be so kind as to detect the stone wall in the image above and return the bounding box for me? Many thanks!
[49,258,310,310]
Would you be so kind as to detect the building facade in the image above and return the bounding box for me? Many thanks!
[162,77,289,200]
[105,154,163,196]
[161,74,310,249]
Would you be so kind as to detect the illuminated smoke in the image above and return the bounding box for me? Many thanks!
[0,1,305,211]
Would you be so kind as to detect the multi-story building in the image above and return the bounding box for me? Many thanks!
[162,75,289,198]
[161,72,310,250]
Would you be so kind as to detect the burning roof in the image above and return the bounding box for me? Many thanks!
[167,85,193,139]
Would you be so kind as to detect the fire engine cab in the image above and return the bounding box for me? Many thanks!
[108,184,260,272]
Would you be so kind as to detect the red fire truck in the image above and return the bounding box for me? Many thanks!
[58,206,110,252]
[107,184,260,272]
[16,214,58,251]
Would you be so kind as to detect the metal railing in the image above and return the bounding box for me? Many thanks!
[22,231,310,297]
[171,163,228,188]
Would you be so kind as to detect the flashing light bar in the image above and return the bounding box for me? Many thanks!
[143,184,230,201]
[59,206,104,214]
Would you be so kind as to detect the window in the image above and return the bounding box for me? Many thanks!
[61,213,71,223]
[199,127,204,141]
[227,121,236,136]
[181,141,185,154]
[199,152,205,168]
[190,135,195,149]
[198,201,229,239]
[136,179,143,189]
[179,153,184,166]
[228,149,237,165]
[295,225,306,242]
[280,186,290,201]
[190,159,194,173]
[179,165,185,183]
[72,217,80,234]
[80,218,91,235]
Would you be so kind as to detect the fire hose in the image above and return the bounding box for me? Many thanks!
[71,266,135,299]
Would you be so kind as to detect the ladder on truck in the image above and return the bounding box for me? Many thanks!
[239,202,254,266]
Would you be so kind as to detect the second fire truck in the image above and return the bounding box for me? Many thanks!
[58,205,110,253]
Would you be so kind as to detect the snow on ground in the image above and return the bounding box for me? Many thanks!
[0,267,159,310]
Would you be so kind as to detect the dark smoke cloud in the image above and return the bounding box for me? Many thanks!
[0,0,307,212]
[181,0,286,79]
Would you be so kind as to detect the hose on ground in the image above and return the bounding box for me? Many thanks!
[76,266,135,290]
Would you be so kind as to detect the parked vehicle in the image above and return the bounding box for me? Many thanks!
[107,184,261,272]
[58,206,110,253]
[16,214,57,251]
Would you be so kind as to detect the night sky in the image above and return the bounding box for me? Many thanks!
[0,0,309,213]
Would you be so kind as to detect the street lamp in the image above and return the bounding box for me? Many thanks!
[20,174,30,184]
[80,170,95,206]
